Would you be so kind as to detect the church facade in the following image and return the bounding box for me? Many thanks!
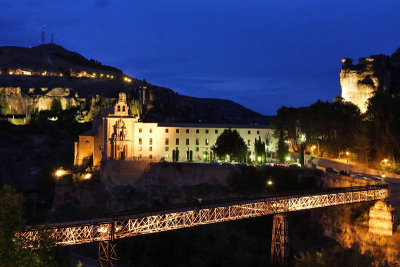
[74,93,275,169]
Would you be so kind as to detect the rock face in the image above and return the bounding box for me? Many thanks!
[340,49,400,113]
[0,86,79,114]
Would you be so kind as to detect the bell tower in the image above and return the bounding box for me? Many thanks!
[114,92,129,116]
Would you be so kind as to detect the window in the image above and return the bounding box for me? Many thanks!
[186,139,189,145]
[139,154,142,158]
[257,130,260,134]
[196,147,199,152]
[176,138,179,145]
[215,129,218,134]
[139,146,142,151]
[150,128,152,133]
[149,138,152,145]
[165,147,169,151]
[149,147,152,151]
[186,129,189,133]
[149,155,152,159]
[139,128,142,133]
[206,129,209,134]
[176,129,179,133]
[165,129,169,133]
[196,129,199,134]
[196,138,199,145]
[117,105,121,112]
[205,138,209,145]
[248,130,251,134]
[139,138,142,145]
[248,140,250,146]
[122,106,125,112]
[165,138,169,145]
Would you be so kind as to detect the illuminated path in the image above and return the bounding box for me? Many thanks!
[20,185,389,266]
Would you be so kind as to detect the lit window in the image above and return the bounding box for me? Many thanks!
[248,130,251,134]
[165,138,169,145]
[186,139,189,145]
[257,130,260,134]
[165,129,169,133]
[196,129,199,134]
[206,129,209,134]
[149,138,152,145]
[215,130,218,134]
[149,147,152,151]
[205,138,209,145]
[139,138,142,145]
[150,128,152,133]
[196,139,199,145]
[176,138,179,145]
[176,129,179,133]
[165,147,169,151]
[139,128,142,133]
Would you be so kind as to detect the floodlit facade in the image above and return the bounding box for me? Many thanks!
[74,93,275,169]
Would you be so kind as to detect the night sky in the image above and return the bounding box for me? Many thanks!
[1,0,400,115]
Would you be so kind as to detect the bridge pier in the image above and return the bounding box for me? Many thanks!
[98,240,118,267]
[98,219,118,267]
[270,214,289,266]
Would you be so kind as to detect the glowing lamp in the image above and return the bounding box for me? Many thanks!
[346,151,350,156]
[285,156,291,162]
[257,156,262,162]
[267,180,273,186]
[55,169,65,177]
[84,173,92,180]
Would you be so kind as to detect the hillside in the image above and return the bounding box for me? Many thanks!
[0,44,122,77]
[0,44,269,124]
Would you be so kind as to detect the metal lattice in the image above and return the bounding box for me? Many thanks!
[19,185,388,248]
[271,214,289,266]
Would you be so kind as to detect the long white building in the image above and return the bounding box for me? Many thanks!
[74,93,275,169]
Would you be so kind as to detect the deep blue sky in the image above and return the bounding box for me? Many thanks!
[1,0,400,115]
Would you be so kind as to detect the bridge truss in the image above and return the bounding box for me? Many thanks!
[20,185,388,249]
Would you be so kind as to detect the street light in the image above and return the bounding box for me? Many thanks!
[345,151,350,164]
[54,168,66,178]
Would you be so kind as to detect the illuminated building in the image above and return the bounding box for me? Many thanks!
[74,93,275,169]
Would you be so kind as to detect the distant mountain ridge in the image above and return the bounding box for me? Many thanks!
[0,44,270,125]
[0,44,122,76]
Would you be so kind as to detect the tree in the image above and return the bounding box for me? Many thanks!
[212,129,247,163]
[50,98,62,114]
[254,137,266,164]
[299,143,305,167]
[276,134,288,163]
[0,185,68,266]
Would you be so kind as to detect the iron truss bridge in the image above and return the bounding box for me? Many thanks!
[20,185,388,247]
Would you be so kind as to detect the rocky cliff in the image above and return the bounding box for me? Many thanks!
[340,48,400,113]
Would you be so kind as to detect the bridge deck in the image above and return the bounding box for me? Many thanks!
[20,185,389,247]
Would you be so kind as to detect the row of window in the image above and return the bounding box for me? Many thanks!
[138,146,205,152]
[137,128,261,135]
[138,138,257,146]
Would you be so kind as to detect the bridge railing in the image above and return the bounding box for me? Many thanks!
[19,185,389,247]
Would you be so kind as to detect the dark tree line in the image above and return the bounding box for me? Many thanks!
[271,95,400,167]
